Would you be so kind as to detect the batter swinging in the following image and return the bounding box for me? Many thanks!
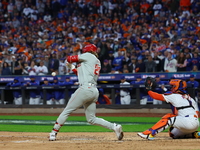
[49,44,123,141]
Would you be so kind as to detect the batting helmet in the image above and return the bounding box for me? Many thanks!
[169,79,187,93]
[82,44,97,53]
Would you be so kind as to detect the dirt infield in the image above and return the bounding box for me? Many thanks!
[0,132,199,150]
[0,112,200,150]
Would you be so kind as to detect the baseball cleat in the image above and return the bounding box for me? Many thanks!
[137,132,155,140]
[114,123,124,140]
[49,132,57,141]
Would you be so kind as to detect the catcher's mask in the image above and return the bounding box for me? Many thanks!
[169,79,187,94]
[82,44,97,53]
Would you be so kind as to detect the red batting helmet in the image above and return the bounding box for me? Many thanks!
[82,44,97,53]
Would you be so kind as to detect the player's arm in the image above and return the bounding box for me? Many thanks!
[66,61,77,75]
[148,91,165,101]
[67,55,85,63]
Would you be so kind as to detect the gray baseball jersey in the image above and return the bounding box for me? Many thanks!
[77,53,100,85]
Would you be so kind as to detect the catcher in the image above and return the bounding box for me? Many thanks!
[138,77,200,140]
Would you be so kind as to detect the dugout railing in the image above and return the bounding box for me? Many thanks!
[0,84,198,109]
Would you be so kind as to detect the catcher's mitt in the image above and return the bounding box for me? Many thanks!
[145,77,157,91]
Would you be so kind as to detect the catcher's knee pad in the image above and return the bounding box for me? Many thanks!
[169,126,175,138]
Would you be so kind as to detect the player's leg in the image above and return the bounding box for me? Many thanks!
[59,99,65,105]
[138,114,199,140]
[138,113,177,140]
[158,100,162,105]
[168,116,199,139]
[140,96,147,105]
[50,88,85,140]
[120,97,125,105]
[54,100,60,105]
[84,88,123,140]
[29,97,34,105]
[14,97,22,105]
[47,99,53,105]
[153,99,157,105]
[84,101,114,129]
[125,95,131,104]
[35,97,40,105]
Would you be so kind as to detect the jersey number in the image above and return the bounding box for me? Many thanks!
[94,64,100,75]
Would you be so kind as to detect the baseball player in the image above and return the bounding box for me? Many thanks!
[130,75,146,105]
[49,44,123,141]
[97,88,111,104]
[152,75,167,105]
[60,77,74,100]
[138,78,200,140]
[120,76,131,105]
[41,78,53,105]
[6,77,22,105]
[52,76,64,105]
[187,74,199,103]
[24,76,41,105]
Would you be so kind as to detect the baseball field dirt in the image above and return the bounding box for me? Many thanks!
[0,132,200,150]
[0,112,200,150]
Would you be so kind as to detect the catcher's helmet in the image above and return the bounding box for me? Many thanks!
[169,79,187,93]
[82,44,97,53]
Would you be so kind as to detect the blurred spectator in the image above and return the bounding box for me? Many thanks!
[112,50,124,72]
[100,59,112,73]
[58,58,67,75]
[96,88,111,105]
[191,65,199,72]
[106,51,115,67]
[1,62,11,75]
[176,52,187,71]
[120,76,131,105]
[6,77,22,105]
[37,0,45,14]
[135,57,145,73]
[37,61,48,75]
[22,62,30,75]
[164,52,177,72]
[41,78,53,105]
[145,55,156,72]
[43,12,52,22]
[14,57,23,75]
[128,58,137,73]
[153,52,162,72]
[24,76,41,105]
[48,52,59,75]
[190,52,200,71]
[28,60,38,76]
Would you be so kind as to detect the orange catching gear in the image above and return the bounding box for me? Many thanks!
[169,79,187,94]
[142,113,177,136]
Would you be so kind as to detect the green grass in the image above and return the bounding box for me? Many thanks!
[0,115,161,122]
[0,115,199,133]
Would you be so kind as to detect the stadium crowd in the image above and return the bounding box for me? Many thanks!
[0,0,200,76]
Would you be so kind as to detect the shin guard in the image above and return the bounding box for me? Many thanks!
[143,113,177,136]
